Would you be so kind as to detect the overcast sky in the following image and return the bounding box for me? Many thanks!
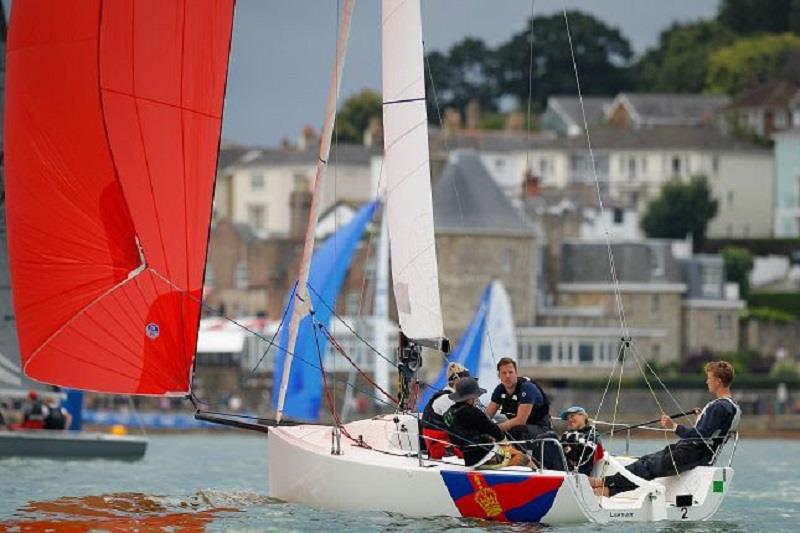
[222,1,720,147]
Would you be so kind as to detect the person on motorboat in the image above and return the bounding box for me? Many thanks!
[21,390,49,430]
[420,362,470,459]
[559,405,603,475]
[485,357,552,446]
[594,361,740,497]
[444,377,533,469]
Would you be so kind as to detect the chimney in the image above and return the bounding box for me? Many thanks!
[522,169,540,198]
[443,107,462,133]
[298,125,318,150]
[289,179,312,240]
[505,112,524,131]
[363,116,383,146]
[466,99,481,130]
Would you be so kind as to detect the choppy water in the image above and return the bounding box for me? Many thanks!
[0,434,797,532]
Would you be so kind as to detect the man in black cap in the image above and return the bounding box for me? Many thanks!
[443,377,532,469]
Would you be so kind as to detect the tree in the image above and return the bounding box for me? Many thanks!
[706,33,800,94]
[641,176,719,247]
[721,246,754,299]
[718,0,800,35]
[336,89,382,144]
[426,37,500,115]
[635,21,736,93]
[494,11,634,109]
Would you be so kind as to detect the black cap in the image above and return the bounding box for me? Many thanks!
[448,377,487,402]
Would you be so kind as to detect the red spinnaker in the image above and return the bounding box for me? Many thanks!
[4,0,235,394]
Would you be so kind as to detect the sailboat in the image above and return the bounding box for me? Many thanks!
[4,0,737,523]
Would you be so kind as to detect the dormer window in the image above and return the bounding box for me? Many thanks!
[702,265,722,298]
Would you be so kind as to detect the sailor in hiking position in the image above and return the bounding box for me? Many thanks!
[595,361,741,497]
[444,377,532,469]
[485,357,552,445]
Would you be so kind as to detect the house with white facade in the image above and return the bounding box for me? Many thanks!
[215,144,378,237]
[773,127,800,237]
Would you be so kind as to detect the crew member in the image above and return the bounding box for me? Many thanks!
[485,357,552,445]
[420,362,469,459]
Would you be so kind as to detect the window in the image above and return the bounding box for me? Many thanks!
[628,157,636,180]
[502,247,515,274]
[234,261,249,290]
[651,294,660,316]
[578,343,594,365]
[613,207,624,224]
[717,313,733,334]
[204,264,215,288]
[712,155,720,174]
[250,173,264,190]
[537,343,552,364]
[672,156,681,176]
[651,245,665,277]
[345,293,361,315]
[247,204,265,228]
[702,265,722,297]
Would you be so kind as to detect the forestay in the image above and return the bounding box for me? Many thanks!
[381,0,444,344]
[5,1,235,394]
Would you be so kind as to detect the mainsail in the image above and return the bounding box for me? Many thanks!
[381,0,445,346]
[272,200,379,421]
[4,1,235,394]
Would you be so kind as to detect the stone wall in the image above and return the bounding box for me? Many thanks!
[436,233,538,342]
[683,305,740,355]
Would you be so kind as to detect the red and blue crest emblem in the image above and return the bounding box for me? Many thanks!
[440,471,563,522]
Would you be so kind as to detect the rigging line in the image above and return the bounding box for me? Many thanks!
[592,339,625,422]
[307,282,441,393]
[144,268,411,416]
[316,319,398,405]
[525,0,536,174]
[422,40,463,221]
[127,396,148,438]
[249,281,297,375]
[312,316,343,428]
[561,9,631,342]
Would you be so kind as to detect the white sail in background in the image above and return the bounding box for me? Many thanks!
[381,0,444,343]
[477,281,517,405]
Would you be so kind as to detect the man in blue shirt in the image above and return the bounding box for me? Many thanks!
[485,357,552,444]
[595,361,741,497]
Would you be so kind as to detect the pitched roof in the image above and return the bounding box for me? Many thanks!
[433,151,537,236]
[613,93,730,126]
[727,80,800,109]
[560,240,682,284]
[238,144,379,168]
[548,95,612,129]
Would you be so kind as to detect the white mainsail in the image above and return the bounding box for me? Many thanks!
[381,0,444,344]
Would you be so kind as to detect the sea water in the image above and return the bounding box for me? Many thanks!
[0,434,796,532]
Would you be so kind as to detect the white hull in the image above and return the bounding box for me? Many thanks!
[267,415,733,525]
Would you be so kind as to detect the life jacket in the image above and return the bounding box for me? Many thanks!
[22,400,48,430]
[497,377,551,426]
[44,407,67,430]
[421,389,450,430]
[560,425,600,475]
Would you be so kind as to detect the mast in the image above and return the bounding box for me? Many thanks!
[372,208,391,398]
[276,0,356,423]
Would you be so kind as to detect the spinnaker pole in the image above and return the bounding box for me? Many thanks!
[276,0,356,423]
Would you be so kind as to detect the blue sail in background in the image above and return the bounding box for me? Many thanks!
[417,282,492,409]
[271,200,379,421]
